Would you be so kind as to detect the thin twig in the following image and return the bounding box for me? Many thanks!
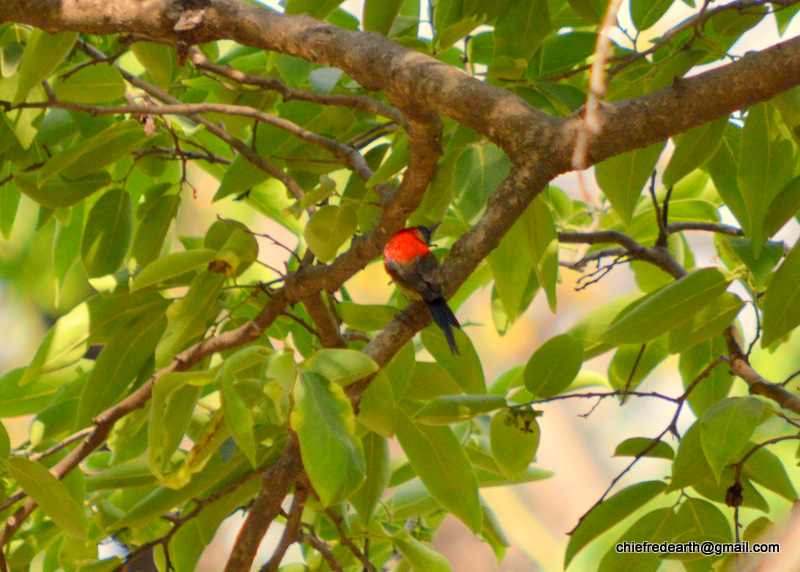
[189,49,406,127]
[568,356,728,534]
[262,487,308,572]
[326,510,377,572]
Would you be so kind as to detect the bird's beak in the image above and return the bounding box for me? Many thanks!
[419,222,441,244]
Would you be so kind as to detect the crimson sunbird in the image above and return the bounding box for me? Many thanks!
[383,224,460,355]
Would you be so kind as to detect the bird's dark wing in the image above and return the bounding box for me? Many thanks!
[385,254,443,302]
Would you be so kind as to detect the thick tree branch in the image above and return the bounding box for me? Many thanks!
[304,292,347,348]
[262,486,308,572]
[225,437,303,572]
[4,0,800,166]
[724,327,800,413]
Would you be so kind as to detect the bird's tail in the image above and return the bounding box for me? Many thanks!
[426,297,461,355]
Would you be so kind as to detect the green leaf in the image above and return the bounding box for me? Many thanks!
[474,463,553,487]
[337,301,398,331]
[596,141,665,226]
[149,371,214,482]
[454,146,511,223]
[722,238,782,289]
[493,0,551,61]
[614,438,674,460]
[603,268,730,345]
[384,342,416,401]
[487,210,537,324]
[363,0,405,34]
[210,222,259,277]
[80,188,133,278]
[742,446,798,502]
[0,39,24,78]
[38,121,147,185]
[290,371,365,506]
[75,306,167,429]
[608,337,668,394]
[21,301,91,386]
[384,478,441,520]
[284,0,345,19]
[155,271,225,368]
[218,347,271,468]
[349,432,391,525]
[132,249,217,292]
[300,349,379,386]
[52,64,125,103]
[533,32,598,77]
[7,457,87,538]
[679,337,732,417]
[0,362,92,417]
[0,421,10,459]
[567,0,610,23]
[630,0,672,30]
[414,394,506,425]
[524,334,584,397]
[565,481,667,567]
[743,517,774,543]
[304,205,357,263]
[667,421,713,492]
[667,292,743,354]
[692,467,768,512]
[762,239,800,347]
[13,171,111,209]
[112,434,274,530]
[710,4,767,36]
[528,197,559,311]
[13,30,78,105]
[598,508,677,572]
[130,194,181,269]
[0,181,20,240]
[490,410,540,478]
[53,202,85,286]
[388,528,453,572]
[662,119,727,187]
[707,124,749,233]
[672,497,731,544]
[421,329,485,394]
[356,371,396,438]
[737,103,796,256]
[699,397,764,481]
[395,407,482,532]
[130,42,175,90]
[566,295,640,359]
[763,175,800,241]
[435,14,485,52]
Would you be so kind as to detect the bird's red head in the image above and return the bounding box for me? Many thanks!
[383,224,439,263]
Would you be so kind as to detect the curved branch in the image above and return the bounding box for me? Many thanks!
[6,96,375,183]
[6,0,800,166]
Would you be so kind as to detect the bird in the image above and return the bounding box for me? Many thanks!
[383,224,460,355]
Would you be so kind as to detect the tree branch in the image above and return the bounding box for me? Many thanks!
[3,96,375,182]
[261,486,308,572]
[225,437,303,572]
